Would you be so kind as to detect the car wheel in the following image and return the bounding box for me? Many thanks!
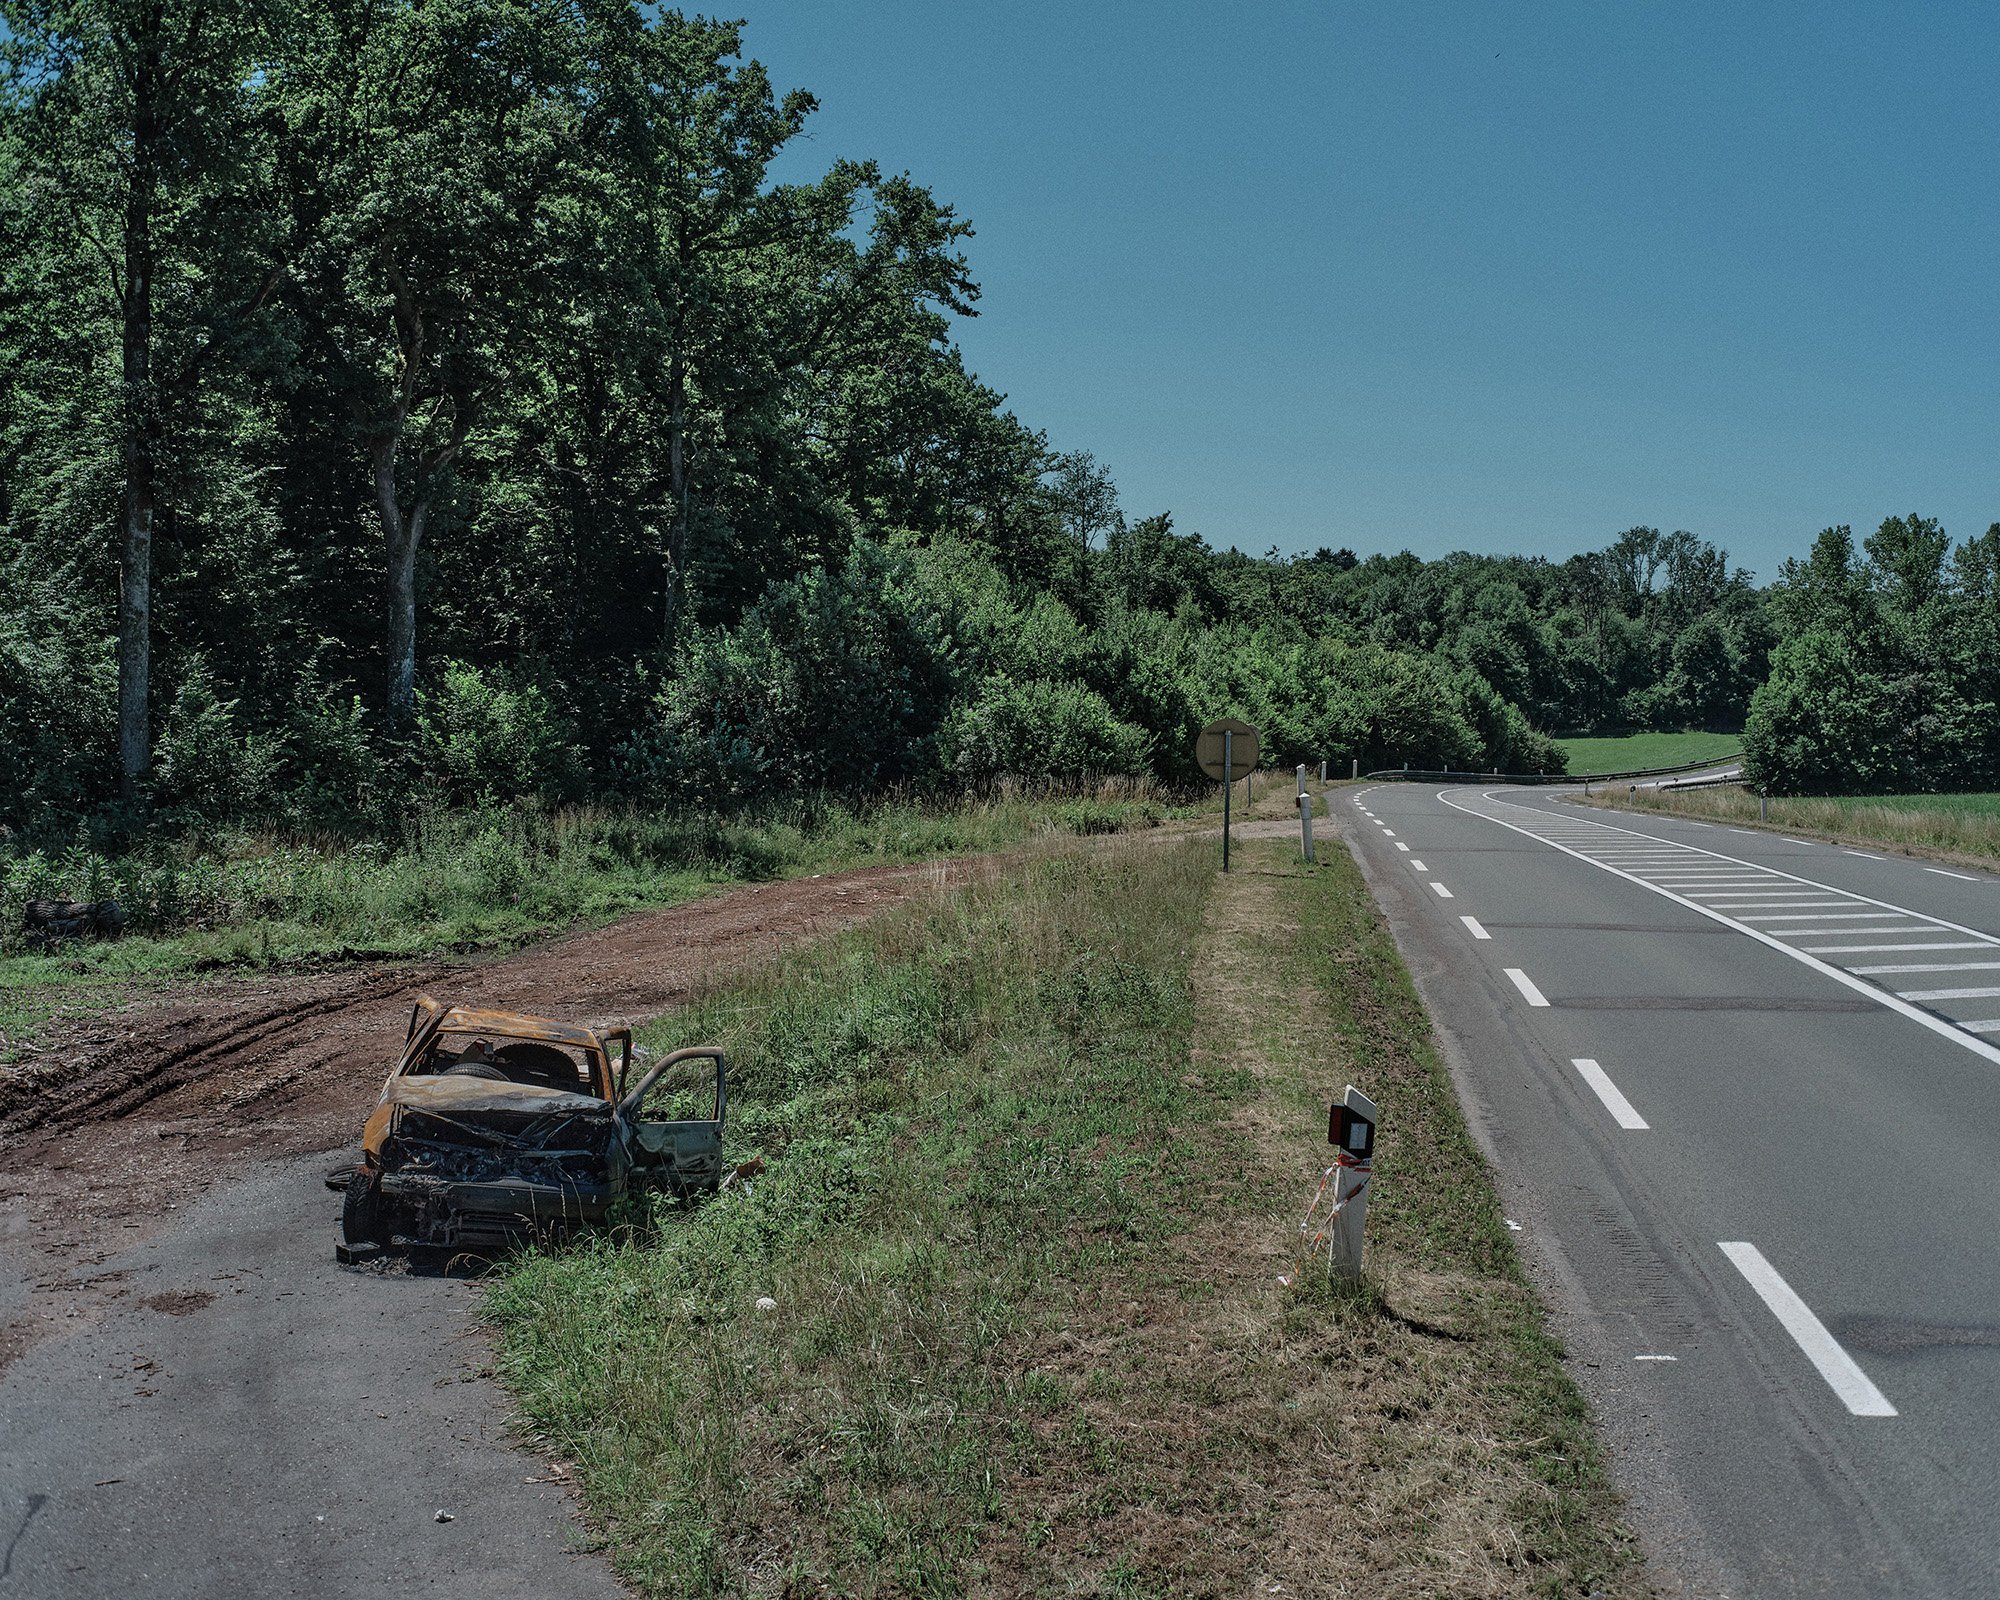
[342,1168,389,1247]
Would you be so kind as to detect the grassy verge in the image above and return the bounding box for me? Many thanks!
[0,791,1174,1062]
[486,834,1644,1597]
[1554,731,1741,774]
[1582,783,2000,869]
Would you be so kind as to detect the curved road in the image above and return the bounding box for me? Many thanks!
[1346,782,2000,1598]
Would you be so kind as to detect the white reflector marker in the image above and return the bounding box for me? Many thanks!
[1460,915,1491,940]
[1504,968,1549,1006]
[1718,1242,1896,1417]
[1572,1058,1647,1128]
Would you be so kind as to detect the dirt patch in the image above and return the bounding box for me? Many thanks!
[0,858,969,1369]
[141,1288,216,1317]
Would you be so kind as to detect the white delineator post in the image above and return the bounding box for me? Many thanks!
[1297,788,1315,863]
[1328,1084,1377,1278]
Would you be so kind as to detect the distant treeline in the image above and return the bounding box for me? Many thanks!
[0,3,1880,840]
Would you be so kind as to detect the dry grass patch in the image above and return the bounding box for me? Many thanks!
[981,845,1648,1599]
[1581,783,2000,870]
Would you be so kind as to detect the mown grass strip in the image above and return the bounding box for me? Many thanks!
[1265,840,1644,1595]
[487,833,1646,1598]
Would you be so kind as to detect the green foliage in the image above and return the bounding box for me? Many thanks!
[276,685,384,834]
[1744,515,2000,795]
[0,564,117,822]
[942,675,1152,779]
[636,539,962,800]
[151,660,283,824]
[416,661,584,807]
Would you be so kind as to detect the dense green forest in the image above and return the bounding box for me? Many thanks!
[2,1,1981,846]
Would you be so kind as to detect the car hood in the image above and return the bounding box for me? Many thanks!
[382,1075,609,1117]
[363,1074,611,1159]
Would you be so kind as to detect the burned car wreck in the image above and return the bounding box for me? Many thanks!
[337,996,725,1258]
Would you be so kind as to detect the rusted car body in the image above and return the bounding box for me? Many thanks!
[339,996,725,1256]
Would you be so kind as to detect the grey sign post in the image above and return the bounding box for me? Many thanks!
[1196,718,1259,872]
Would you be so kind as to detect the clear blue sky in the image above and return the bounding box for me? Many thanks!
[744,1,2000,576]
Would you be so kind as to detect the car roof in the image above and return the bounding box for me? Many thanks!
[434,1005,607,1053]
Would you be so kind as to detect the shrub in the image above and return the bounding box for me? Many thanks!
[152,662,283,825]
[0,568,117,830]
[637,539,964,801]
[416,661,584,806]
[942,675,1152,779]
[279,685,383,833]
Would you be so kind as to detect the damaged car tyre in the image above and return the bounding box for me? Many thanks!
[342,1167,389,1248]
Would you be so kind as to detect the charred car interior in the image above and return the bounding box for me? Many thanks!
[335,996,726,1259]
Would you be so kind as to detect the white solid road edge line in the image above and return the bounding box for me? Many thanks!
[1572,1058,1648,1128]
[1504,967,1549,1006]
[1461,915,1491,940]
[1435,789,2000,1071]
[1717,1242,1897,1417]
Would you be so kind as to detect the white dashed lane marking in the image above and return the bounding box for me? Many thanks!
[1504,968,1549,1006]
[1573,1058,1647,1128]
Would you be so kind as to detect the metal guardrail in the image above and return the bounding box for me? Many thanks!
[1362,752,1744,786]
[1646,769,1745,792]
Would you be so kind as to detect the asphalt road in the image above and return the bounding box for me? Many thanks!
[0,1154,626,1600]
[1343,782,2000,1598]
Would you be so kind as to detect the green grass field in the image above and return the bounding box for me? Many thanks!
[1555,730,1742,775]
[486,833,1643,1597]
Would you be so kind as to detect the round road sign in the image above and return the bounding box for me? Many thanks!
[1196,718,1259,781]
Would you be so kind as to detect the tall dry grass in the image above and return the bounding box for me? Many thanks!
[1593,785,2000,865]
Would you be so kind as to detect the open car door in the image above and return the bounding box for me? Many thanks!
[617,1046,726,1195]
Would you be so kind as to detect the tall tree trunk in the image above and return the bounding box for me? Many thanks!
[663,340,687,649]
[117,11,164,804]
[373,407,465,729]
[373,429,420,729]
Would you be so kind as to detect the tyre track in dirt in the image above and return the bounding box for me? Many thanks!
[0,856,969,1367]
